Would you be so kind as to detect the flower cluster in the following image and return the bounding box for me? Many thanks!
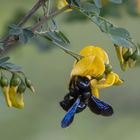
[0,73,34,109]
[71,45,123,98]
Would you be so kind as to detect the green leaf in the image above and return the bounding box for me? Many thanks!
[81,2,100,16]
[9,24,22,35]
[71,0,81,6]
[9,24,34,44]
[43,30,70,45]
[108,27,130,38]
[74,5,137,48]
[108,27,133,48]
[54,31,70,44]
[109,0,122,4]
[19,33,28,44]
[91,16,113,33]
[19,28,34,44]
[23,29,34,38]
[0,57,10,64]
[110,35,133,48]
[0,62,22,72]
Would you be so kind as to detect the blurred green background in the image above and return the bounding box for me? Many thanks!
[0,0,140,140]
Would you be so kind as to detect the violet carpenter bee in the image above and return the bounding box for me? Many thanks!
[60,76,113,128]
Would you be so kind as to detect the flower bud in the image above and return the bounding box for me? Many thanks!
[96,74,104,81]
[123,49,132,61]
[17,82,26,94]
[105,64,112,74]
[128,49,140,68]
[0,75,9,87]
[25,78,35,93]
[0,75,12,107]
[10,74,20,87]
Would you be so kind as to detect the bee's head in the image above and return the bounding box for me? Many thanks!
[75,76,91,92]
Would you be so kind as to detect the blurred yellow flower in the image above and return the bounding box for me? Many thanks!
[102,0,109,6]
[115,45,139,71]
[136,0,140,14]
[57,0,72,12]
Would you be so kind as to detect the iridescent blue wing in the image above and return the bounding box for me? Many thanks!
[61,97,80,128]
[88,96,113,116]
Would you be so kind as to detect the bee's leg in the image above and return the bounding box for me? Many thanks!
[60,93,76,111]
[64,93,70,100]
[69,76,76,90]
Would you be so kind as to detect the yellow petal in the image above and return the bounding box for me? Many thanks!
[2,86,12,107]
[57,0,72,12]
[71,55,105,77]
[115,46,129,71]
[91,87,99,98]
[9,86,24,109]
[14,93,24,109]
[122,47,129,55]
[113,72,124,85]
[91,72,116,89]
[115,46,124,64]
[80,45,109,64]
[9,86,17,107]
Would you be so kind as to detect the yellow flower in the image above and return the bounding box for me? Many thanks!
[57,0,72,12]
[71,45,123,99]
[8,74,25,109]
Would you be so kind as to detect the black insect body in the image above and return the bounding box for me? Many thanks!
[60,76,113,128]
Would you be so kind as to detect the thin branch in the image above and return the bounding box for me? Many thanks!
[46,0,51,16]
[53,41,82,61]
[0,0,48,54]
[18,0,47,27]
[1,2,69,54]
[32,4,70,32]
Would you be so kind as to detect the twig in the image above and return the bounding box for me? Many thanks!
[18,0,47,27]
[52,41,82,61]
[46,0,51,16]
[0,0,47,54]
[32,5,70,32]
[1,2,69,54]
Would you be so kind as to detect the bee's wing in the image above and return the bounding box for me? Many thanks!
[61,97,80,128]
[88,96,113,116]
